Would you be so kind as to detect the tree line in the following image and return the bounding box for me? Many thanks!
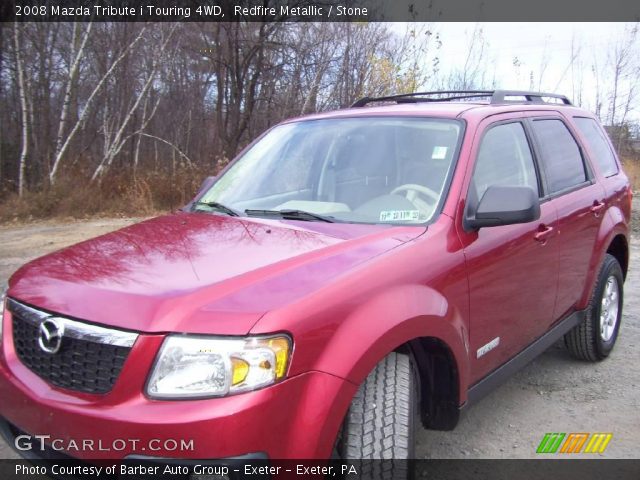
[1,22,638,198]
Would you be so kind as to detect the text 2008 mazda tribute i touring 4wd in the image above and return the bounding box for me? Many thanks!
[0,90,632,472]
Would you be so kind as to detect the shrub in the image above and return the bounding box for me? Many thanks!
[0,166,212,223]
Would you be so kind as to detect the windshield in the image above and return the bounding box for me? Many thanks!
[197,117,462,224]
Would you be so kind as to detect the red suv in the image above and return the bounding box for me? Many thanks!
[0,91,632,472]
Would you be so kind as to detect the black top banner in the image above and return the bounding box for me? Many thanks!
[2,0,640,22]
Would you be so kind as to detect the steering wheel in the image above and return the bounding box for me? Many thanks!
[390,184,440,204]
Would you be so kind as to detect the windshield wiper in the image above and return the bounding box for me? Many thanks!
[192,201,240,217]
[244,209,335,223]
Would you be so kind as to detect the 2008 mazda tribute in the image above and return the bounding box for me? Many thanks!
[0,90,632,476]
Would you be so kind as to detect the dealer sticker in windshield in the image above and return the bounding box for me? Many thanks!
[379,210,421,222]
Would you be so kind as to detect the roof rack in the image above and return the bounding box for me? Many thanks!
[351,90,573,108]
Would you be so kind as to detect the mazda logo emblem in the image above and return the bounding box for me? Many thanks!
[38,318,64,354]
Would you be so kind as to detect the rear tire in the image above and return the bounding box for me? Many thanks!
[339,352,417,479]
[564,254,624,361]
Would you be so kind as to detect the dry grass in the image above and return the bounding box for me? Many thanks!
[622,156,640,191]
[2,156,639,224]
[0,167,211,223]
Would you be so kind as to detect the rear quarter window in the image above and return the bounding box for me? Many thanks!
[531,119,587,194]
[573,117,619,177]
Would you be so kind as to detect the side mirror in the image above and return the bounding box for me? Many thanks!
[466,185,540,230]
[196,175,217,196]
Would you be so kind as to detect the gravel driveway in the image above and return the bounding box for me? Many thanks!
[0,202,638,459]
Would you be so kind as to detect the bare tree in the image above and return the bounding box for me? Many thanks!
[3,21,637,205]
[606,24,639,149]
[92,25,177,181]
[442,24,489,90]
[569,33,584,105]
[53,22,93,178]
[48,24,147,184]
[13,23,29,196]
[537,37,551,91]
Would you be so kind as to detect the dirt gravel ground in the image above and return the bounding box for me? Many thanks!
[0,202,638,460]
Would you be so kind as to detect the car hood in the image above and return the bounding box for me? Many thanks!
[9,212,424,335]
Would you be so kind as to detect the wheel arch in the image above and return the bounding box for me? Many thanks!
[607,233,629,280]
[309,283,469,406]
[579,206,629,308]
[330,332,464,441]
[406,336,462,430]
[265,283,471,454]
[326,333,464,459]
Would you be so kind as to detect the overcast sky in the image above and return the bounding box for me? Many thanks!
[393,22,638,120]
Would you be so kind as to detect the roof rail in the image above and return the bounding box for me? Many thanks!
[351,90,572,108]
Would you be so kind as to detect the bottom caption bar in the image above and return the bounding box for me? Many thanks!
[1,459,639,480]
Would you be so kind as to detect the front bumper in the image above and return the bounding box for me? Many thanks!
[0,311,356,460]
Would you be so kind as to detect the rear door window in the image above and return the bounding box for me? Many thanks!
[573,117,619,177]
[531,119,587,194]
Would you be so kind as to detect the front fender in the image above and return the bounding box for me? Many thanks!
[310,283,468,403]
[251,219,470,410]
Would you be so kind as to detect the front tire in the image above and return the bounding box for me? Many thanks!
[564,254,624,361]
[339,352,417,479]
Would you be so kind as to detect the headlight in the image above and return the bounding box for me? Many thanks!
[146,334,292,399]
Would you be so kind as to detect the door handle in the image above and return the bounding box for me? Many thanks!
[590,200,606,216]
[534,225,554,243]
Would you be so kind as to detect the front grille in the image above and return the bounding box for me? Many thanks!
[8,299,137,395]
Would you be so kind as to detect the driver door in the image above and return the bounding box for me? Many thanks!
[457,117,560,383]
